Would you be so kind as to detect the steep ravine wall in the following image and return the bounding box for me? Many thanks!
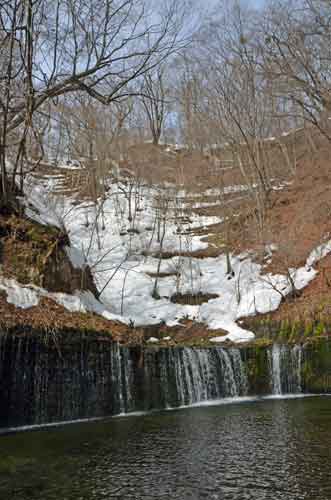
[0,329,331,429]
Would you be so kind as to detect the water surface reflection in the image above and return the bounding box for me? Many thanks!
[1,397,331,499]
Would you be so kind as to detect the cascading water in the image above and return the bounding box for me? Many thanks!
[229,348,248,396]
[270,344,282,395]
[146,347,248,408]
[292,345,303,393]
[0,332,317,429]
[269,344,303,395]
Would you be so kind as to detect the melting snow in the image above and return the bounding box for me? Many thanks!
[306,240,331,267]
[4,171,330,343]
[0,279,39,309]
[65,246,86,269]
[147,337,159,343]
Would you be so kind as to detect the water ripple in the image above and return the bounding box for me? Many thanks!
[1,397,331,500]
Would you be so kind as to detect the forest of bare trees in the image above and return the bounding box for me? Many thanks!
[1,0,331,217]
[0,0,190,206]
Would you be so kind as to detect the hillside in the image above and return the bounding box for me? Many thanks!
[1,126,331,346]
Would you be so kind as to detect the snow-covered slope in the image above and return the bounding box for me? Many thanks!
[3,170,329,343]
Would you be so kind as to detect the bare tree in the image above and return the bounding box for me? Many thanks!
[0,0,189,207]
[191,2,271,244]
[140,65,169,145]
[261,0,331,139]
[176,55,212,152]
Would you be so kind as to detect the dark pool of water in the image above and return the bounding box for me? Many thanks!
[1,396,331,500]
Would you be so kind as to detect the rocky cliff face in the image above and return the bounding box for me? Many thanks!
[42,243,98,296]
[0,213,98,297]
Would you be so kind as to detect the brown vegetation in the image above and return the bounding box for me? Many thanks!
[0,212,97,296]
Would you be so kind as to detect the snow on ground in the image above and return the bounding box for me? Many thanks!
[0,278,39,309]
[57,160,82,170]
[306,240,331,267]
[4,170,330,343]
[0,275,124,322]
[177,185,252,199]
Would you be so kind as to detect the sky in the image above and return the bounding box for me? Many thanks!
[206,0,265,8]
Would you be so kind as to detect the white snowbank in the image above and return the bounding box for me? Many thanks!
[0,277,124,323]
[16,169,331,343]
[147,337,159,343]
[23,182,65,229]
[65,246,86,269]
[306,240,331,267]
[0,279,39,309]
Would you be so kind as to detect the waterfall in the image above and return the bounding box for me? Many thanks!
[122,348,133,412]
[148,347,248,408]
[292,345,303,393]
[269,344,303,395]
[229,348,248,396]
[0,332,313,428]
[111,343,134,414]
[270,344,282,395]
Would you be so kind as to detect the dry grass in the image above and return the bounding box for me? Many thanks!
[0,291,125,338]
[0,213,67,286]
[170,292,219,305]
[143,247,223,260]
[146,271,179,279]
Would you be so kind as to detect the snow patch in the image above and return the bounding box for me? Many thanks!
[306,240,331,268]
[147,337,159,343]
[0,278,39,309]
[18,169,331,343]
[65,246,86,269]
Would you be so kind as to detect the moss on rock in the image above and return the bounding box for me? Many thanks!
[0,213,98,297]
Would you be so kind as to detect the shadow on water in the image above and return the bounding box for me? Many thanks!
[1,396,331,499]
